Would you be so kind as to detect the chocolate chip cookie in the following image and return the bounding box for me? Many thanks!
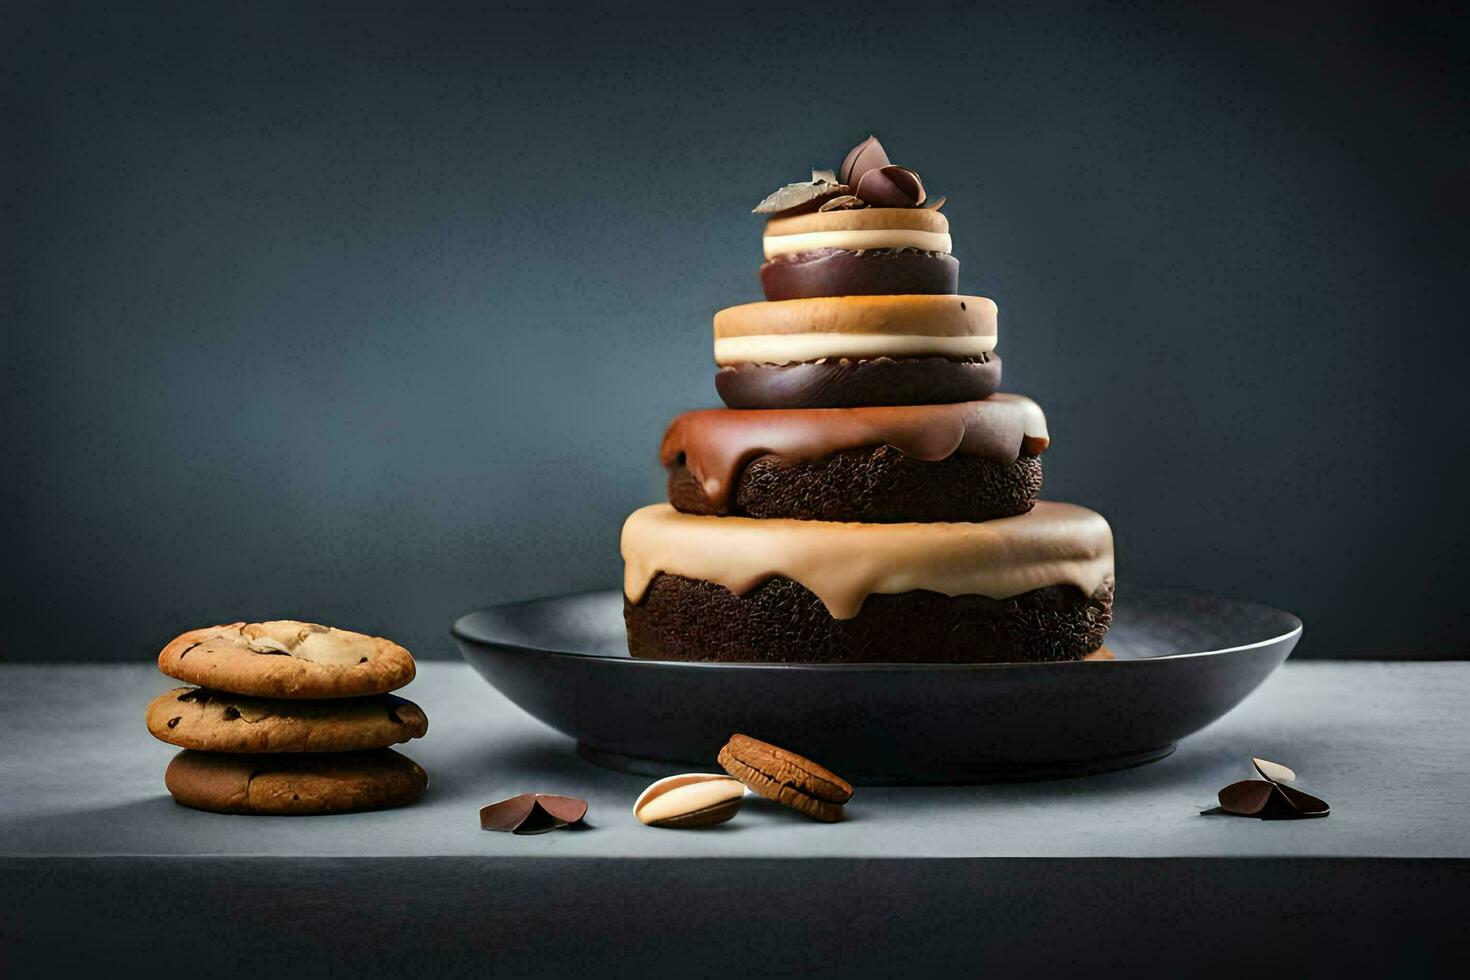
[157,621,415,698]
[146,687,428,753]
[164,748,428,815]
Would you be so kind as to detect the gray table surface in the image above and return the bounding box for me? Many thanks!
[4,661,1467,979]
[3,661,1467,859]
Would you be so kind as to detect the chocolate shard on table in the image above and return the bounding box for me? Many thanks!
[480,793,589,834]
[1215,780,1330,819]
[1211,757,1330,820]
[619,134,1116,664]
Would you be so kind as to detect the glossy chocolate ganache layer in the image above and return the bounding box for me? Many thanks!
[715,352,1001,409]
[662,395,1047,522]
[760,249,959,300]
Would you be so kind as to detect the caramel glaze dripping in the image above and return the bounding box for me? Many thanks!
[659,395,1049,510]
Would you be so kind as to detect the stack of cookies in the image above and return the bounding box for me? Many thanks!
[147,620,429,815]
[621,135,1116,663]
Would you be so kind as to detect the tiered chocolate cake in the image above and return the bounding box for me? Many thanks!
[621,136,1115,663]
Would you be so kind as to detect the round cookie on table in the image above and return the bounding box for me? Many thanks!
[662,394,1049,524]
[717,734,854,823]
[157,620,415,699]
[164,748,428,816]
[146,687,428,753]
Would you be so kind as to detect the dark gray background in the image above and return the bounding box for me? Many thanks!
[3,1,1464,662]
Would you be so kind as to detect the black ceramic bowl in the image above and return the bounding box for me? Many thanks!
[452,587,1300,784]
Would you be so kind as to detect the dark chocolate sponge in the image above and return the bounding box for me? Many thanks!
[760,249,959,300]
[716,353,1001,410]
[625,575,1115,664]
[668,445,1042,523]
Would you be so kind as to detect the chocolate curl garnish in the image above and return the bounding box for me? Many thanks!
[839,135,891,187]
[479,793,589,834]
[1206,757,1330,820]
[855,165,926,208]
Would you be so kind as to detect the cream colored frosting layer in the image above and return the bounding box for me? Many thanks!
[622,502,1115,620]
[764,207,949,236]
[713,332,996,366]
[763,229,952,259]
[712,294,997,365]
[715,294,996,338]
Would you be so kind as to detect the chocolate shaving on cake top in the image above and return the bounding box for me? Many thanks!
[753,136,936,217]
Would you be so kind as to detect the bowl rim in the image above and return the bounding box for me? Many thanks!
[451,586,1303,673]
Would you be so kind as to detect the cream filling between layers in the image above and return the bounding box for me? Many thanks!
[713,332,997,366]
[621,502,1115,620]
[715,294,996,338]
[763,229,953,259]
[713,295,997,365]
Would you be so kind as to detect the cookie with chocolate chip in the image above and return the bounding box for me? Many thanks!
[164,748,428,815]
[717,733,853,822]
[146,687,428,753]
[157,621,415,699]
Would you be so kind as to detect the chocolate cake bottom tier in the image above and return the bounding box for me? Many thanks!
[669,448,1042,522]
[625,574,1114,664]
[620,502,1116,663]
[715,352,1001,409]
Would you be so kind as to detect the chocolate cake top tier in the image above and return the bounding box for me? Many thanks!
[660,395,1049,511]
[621,502,1114,621]
[750,135,956,302]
